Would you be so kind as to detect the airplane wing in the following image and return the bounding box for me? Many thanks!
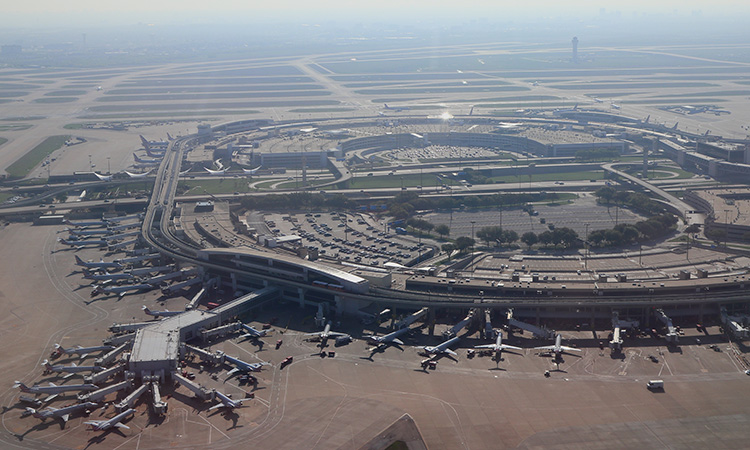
[474,344,497,349]
[392,338,404,345]
[208,403,225,411]
[61,414,70,423]
[444,349,457,356]
[327,332,347,337]
[44,394,59,403]
[226,367,240,377]
[501,345,523,351]
[534,345,556,351]
[559,346,582,352]
[114,422,130,429]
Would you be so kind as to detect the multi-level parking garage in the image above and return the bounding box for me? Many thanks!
[141,113,750,323]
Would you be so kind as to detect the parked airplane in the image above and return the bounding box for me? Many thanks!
[416,336,460,356]
[69,228,113,237]
[124,170,152,178]
[534,334,582,359]
[14,381,99,398]
[103,231,141,242]
[223,354,269,377]
[240,323,268,339]
[383,103,410,112]
[593,97,604,103]
[140,135,166,158]
[204,167,229,176]
[93,172,113,182]
[132,153,161,165]
[474,332,522,357]
[64,219,107,228]
[84,408,135,431]
[108,222,141,232]
[92,283,155,298]
[83,270,134,282]
[368,327,409,347]
[611,102,621,110]
[54,344,115,360]
[43,360,103,375]
[74,255,122,270]
[58,238,108,249]
[129,265,174,277]
[115,253,160,265]
[142,305,183,318]
[305,321,347,346]
[242,166,262,175]
[208,390,245,411]
[107,239,139,251]
[105,213,144,224]
[29,401,98,424]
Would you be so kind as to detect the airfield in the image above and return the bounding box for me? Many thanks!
[1,40,750,449]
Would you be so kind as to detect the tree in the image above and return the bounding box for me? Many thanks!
[521,231,538,249]
[441,243,455,259]
[477,226,504,246]
[538,231,553,247]
[454,236,475,253]
[435,224,450,238]
[684,224,701,235]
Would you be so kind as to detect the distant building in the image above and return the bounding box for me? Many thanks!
[572,37,579,63]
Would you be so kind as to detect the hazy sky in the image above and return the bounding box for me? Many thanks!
[5,0,750,27]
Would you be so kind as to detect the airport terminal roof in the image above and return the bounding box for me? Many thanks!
[130,310,216,363]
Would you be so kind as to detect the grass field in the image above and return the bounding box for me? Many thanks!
[32,97,78,103]
[44,90,88,96]
[88,99,339,112]
[349,174,461,189]
[488,170,605,184]
[0,137,7,146]
[0,124,32,131]
[5,135,69,179]
[178,178,251,195]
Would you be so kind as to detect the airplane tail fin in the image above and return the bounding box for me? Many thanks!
[74,255,85,266]
[14,381,29,391]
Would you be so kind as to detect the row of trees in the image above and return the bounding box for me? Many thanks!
[594,187,664,216]
[587,214,678,247]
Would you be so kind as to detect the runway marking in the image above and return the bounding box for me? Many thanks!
[196,413,229,440]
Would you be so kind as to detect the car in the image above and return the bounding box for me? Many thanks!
[281,356,293,367]
[745,369,750,376]
[648,355,659,363]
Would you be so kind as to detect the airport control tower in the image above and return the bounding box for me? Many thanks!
[572,36,579,63]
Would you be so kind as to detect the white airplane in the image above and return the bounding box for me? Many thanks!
[58,238,108,249]
[133,153,161,165]
[69,228,113,237]
[93,172,113,182]
[368,327,409,346]
[54,344,115,360]
[611,102,621,110]
[64,219,108,228]
[204,167,228,176]
[84,408,136,431]
[139,135,167,158]
[124,170,152,178]
[83,270,134,282]
[240,323,268,339]
[107,239,138,251]
[14,381,99,397]
[108,222,141,232]
[384,103,410,112]
[416,336,460,356]
[29,401,98,424]
[594,97,604,103]
[474,332,522,357]
[534,334,582,358]
[92,283,154,298]
[74,255,122,270]
[105,213,144,224]
[208,390,245,411]
[223,354,269,377]
[114,253,160,265]
[142,305,182,318]
[103,231,141,242]
[305,321,347,345]
[43,360,103,375]
[242,166,262,175]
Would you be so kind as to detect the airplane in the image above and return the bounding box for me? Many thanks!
[239,323,268,339]
[29,401,98,424]
[92,283,155,298]
[129,265,174,277]
[58,238,108,249]
[74,255,122,270]
[416,336,460,356]
[54,344,115,360]
[139,135,166,158]
[108,222,141,232]
[242,166,262,175]
[166,132,174,141]
[14,381,99,398]
[93,172,113,182]
[132,153,161,165]
[368,327,409,351]
[83,270,134,282]
[593,98,604,103]
[64,219,107,228]
[114,253,160,265]
[142,305,183,318]
[84,407,136,431]
[383,103,410,112]
[610,102,621,110]
[204,167,229,176]
[103,230,141,242]
[77,190,87,202]
[533,334,582,359]
[473,332,522,358]
[69,228,113,237]
[208,390,245,411]
[43,359,103,375]
[107,239,139,251]
[124,170,152,178]
[223,354,269,377]
[305,321,348,346]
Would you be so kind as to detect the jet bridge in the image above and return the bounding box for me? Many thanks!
[610,311,639,352]
[185,288,206,310]
[200,322,242,342]
[506,309,555,339]
[104,332,136,347]
[109,321,154,334]
[78,379,131,403]
[655,309,679,343]
[85,363,125,385]
[95,341,132,367]
[442,309,475,339]
[115,383,148,412]
[150,382,168,415]
[173,372,213,401]
[184,344,223,366]
[394,307,428,330]
[720,307,750,339]
[484,309,495,340]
